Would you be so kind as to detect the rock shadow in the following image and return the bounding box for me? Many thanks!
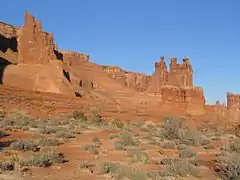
[0,33,17,53]
[0,57,11,84]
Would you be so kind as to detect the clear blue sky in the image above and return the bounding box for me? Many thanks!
[2,0,240,104]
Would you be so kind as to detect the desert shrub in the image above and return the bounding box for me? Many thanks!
[100,162,119,174]
[26,150,66,167]
[27,155,51,167]
[177,144,188,150]
[217,151,240,165]
[2,110,39,130]
[110,118,125,129]
[113,141,126,150]
[88,108,103,125]
[10,140,39,152]
[162,117,185,140]
[204,144,215,149]
[0,131,9,138]
[140,127,150,132]
[131,121,145,128]
[221,139,240,153]
[92,136,101,143]
[39,126,57,134]
[127,149,149,164]
[179,148,196,158]
[55,131,75,139]
[162,117,202,146]
[162,142,176,150]
[160,159,195,177]
[0,159,15,171]
[48,119,69,126]
[112,130,139,150]
[100,162,147,180]
[83,144,99,155]
[119,131,139,147]
[201,139,211,146]
[79,162,94,169]
[218,163,240,180]
[234,124,240,138]
[212,137,221,141]
[115,166,148,180]
[72,111,87,121]
[188,157,203,167]
[109,134,119,140]
[37,138,62,147]
[157,158,181,165]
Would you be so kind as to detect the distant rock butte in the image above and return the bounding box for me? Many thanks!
[0,12,238,117]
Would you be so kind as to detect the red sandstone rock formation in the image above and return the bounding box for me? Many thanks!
[0,12,74,95]
[146,56,204,115]
[60,50,89,65]
[17,12,57,64]
[0,11,211,116]
[101,65,151,92]
[147,56,193,92]
[227,92,240,121]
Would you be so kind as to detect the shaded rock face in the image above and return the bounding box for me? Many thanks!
[101,65,151,92]
[0,22,18,54]
[17,12,57,64]
[227,93,240,121]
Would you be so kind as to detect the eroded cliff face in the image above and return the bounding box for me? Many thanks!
[102,56,205,115]
[17,12,57,64]
[227,93,240,121]
[101,65,151,92]
[146,56,204,115]
[0,12,73,95]
[60,51,89,65]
